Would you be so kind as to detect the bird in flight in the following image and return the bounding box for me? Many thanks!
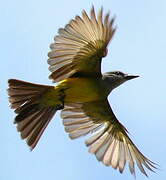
[8,6,156,177]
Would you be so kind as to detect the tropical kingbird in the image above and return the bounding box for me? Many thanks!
[8,6,156,177]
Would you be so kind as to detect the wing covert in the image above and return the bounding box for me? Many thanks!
[61,100,156,176]
[48,6,116,82]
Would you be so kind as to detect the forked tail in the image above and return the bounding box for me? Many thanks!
[8,79,63,149]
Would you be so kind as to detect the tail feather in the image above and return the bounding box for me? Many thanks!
[26,107,56,149]
[8,79,51,111]
[8,79,60,149]
[14,104,39,122]
[17,108,43,131]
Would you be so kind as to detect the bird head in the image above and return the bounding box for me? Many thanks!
[102,71,139,91]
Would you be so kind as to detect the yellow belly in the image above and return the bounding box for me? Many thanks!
[59,78,106,103]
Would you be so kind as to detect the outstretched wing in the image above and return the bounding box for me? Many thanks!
[61,100,156,177]
[48,6,116,82]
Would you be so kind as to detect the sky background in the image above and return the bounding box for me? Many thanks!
[1,0,166,179]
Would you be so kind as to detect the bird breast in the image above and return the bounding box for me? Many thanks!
[59,77,108,103]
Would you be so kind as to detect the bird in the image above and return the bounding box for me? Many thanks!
[8,6,156,177]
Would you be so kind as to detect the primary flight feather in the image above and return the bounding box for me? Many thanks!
[48,6,115,81]
[8,6,156,177]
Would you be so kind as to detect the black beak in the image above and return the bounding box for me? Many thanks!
[125,74,139,80]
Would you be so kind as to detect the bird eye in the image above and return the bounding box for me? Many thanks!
[115,71,122,75]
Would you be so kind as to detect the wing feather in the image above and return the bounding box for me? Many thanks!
[48,7,116,82]
[61,101,157,176]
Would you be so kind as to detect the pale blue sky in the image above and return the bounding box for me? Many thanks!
[1,0,166,179]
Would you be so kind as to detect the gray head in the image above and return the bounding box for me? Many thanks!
[102,71,139,92]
